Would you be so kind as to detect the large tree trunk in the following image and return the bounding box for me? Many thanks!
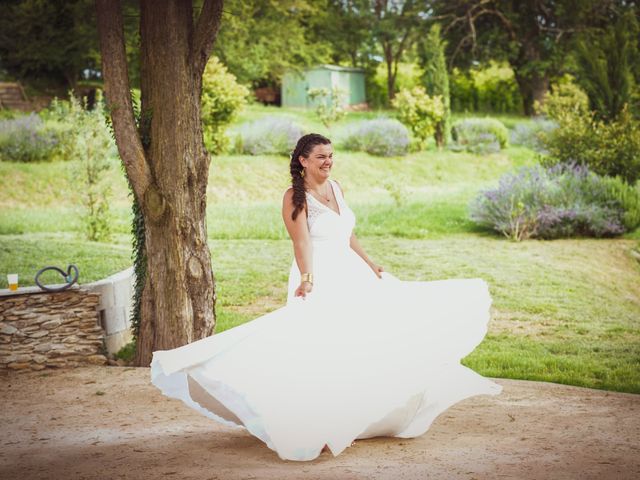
[136,0,216,363]
[514,68,549,116]
[96,0,223,367]
[513,39,550,116]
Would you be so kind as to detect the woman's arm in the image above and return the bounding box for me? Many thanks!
[350,232,383,277]
[282,188,314,297]
[334,180,384,278]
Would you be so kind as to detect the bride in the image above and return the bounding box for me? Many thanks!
[150,133,503,462]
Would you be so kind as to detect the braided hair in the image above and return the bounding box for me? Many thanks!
[289,133,332,221]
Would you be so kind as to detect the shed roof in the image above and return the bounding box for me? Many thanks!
[309,64,365,73]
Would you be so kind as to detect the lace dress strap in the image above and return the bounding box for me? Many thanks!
[330,179,346,210]
[305,193,325,231]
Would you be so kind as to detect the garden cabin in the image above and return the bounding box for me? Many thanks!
[281,64,367,109]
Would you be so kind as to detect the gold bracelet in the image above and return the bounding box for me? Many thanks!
[301,272,313,285]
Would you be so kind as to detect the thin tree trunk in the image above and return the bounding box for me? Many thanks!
[384,45,396,102]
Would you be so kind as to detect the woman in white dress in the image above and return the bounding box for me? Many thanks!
[150,133,503,462]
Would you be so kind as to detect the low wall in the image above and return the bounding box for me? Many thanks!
[85,267,135,355]
[0,286,108,371]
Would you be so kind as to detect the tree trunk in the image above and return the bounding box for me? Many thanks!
[96,0,223,367]
[384,44,396,103]
[513,40,550,116]
[134,0,216,364]
[514,69,549,116]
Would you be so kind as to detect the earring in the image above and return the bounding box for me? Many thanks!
[300,168,305,178]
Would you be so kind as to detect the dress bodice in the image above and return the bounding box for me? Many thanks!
[304,179,356,246]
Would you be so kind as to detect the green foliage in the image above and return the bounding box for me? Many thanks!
[574,10,639,122]
[0,0,99,87]
[470,163,638,241]
[509,118,558,153]
[383,179,409,207]
[62,93,115,242]
[418,23,451,146]
[307,87,348,128]
[540,103,640,185]
[212,0,332,87]
[342,118,409,157]
[392,86,445,150]
[450,61,523,114]
[451,117,509,153]
[201,56,250,155]
[231,117,304,156]
[129,191,146,341]
[600,176,640,231]
[115,340,136,362]
[535,75,590,120]
[0,113,60,162]
[372,62,422,107]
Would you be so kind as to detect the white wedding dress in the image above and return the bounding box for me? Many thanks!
[150,179,502,461]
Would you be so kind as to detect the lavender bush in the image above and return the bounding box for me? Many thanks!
[0,113,59,162]
[451,117,509,154]
[342,118,409,156]
[510,117,558,153]
[469,161,639,240]
[231,116,304,156]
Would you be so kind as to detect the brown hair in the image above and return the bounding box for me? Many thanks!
[289,133,332,221]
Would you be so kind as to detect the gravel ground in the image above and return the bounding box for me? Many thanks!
[1,366,639,480]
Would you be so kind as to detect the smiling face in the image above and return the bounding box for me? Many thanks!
[300,143,333,181]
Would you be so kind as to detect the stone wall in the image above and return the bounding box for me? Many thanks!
[0,286,108,372]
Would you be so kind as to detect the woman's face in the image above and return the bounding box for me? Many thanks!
[300,143,333,180]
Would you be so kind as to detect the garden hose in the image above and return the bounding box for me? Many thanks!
[35,264,79,292]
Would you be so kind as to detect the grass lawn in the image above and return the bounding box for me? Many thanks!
[1,104,639,393]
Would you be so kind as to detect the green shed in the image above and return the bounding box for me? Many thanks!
[281,64,366,108]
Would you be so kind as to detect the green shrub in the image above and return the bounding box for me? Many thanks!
[600,175,640,231]
[307,86,348,128]
[0,113,60,162]
[540,105,640,185]
[42,92,116,241]
[231,116,304,156]
[115,340,136,362]
[470,162,639,241]
[392,86,445,150]
[451,117,509,153]
[536,75,590,120]
[343,118,409,157]
[201,56,250,155]
[510,118,558,153]
[450,61,523,114]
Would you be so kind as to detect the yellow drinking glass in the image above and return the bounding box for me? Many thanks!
[7,274,18,291]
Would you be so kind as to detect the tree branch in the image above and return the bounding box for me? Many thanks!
[192,0,224,75]
[95,0,151,202]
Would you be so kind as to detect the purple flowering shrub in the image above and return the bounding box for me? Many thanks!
[343,118,409,156]
[510,118,558,153]
[450,118,509,154]
[231,116,304,156]
[0,113,59,162]
[470,161,639,240]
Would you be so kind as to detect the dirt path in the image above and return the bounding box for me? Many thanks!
[1,366,638,480]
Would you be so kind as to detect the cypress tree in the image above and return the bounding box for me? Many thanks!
[575,10,639,122]
[418,23,451,147]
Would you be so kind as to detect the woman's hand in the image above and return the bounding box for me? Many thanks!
[295,281,313,299]
[368,262,384,278]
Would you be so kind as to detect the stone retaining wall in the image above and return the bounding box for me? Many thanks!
[0,287,108,371]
